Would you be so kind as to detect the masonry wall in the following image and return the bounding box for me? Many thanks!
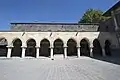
[10,23,99,32]
[99,18,115,32]
[0,32,118,49]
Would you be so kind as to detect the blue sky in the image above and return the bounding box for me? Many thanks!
[0,0,119,30]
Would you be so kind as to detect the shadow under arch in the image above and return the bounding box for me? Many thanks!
[0,38,8,57]
[67,38,77,56]
[25,38,36,57]
[80,38,90,56]
[92,39,102,56]
[11,38,22,57]
[104,39,111,56]
[91,32,120,65]
[40,38,50,57]
[53,38,64,55]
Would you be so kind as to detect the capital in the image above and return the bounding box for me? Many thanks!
[6,46,13,48]
[21,46,27,48]
[35,46,40,48]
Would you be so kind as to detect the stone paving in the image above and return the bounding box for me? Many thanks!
[0,57,120,80]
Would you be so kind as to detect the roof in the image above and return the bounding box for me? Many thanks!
[10,22,99,25]
[103,1,120,16]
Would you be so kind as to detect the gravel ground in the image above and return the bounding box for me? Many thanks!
[0,57,120,80]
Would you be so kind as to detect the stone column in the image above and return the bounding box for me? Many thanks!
[36,46,40,58]
[50,47,54,59]
[64,46,67,58]
[102,48,106,57]
[21,46,26,58]
[90,46,93,57]
[77,46,80,58]
[7,46,13,58]
[111,11,119,31]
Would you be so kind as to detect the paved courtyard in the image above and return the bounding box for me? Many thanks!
[0,57,120,80]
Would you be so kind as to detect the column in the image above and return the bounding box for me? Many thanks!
[50,47,54,59]
[102,48,106,57]
[77,47,80,58]
[21,46,26,58]
[90,46,93,57]
[111,11,119,31]
[7,46,12,58]
[64,47,67,58]
[36,46,40,58]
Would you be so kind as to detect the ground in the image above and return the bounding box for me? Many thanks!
[0,57,120,80]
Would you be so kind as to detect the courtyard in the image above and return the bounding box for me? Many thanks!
[0,56,120,80]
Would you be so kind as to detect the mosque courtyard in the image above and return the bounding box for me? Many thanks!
[0,56,120,80]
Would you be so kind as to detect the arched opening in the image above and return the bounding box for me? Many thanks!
[26,39,36,57]
[53,39,64,55]
[93,39,102,56]
[80,39,90,56]
[0,38,8,57]
[67,39,77,56]
[104,40,111,56]
[11,39,22,57]
[40,39,50,57]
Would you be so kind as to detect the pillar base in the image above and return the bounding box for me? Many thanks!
[50,47,54,59]
[102,49,106,57]
[64,47,67,58]
[21,46,26,58]
[7,46,13,58]
[77,47,80,58]
[90,47,93,57]
[36,47,40,58]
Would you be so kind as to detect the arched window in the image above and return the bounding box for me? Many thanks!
[80,38,90,56]
[0,38,8,57]
[40,39,50,57]
[67,39,77,56]
[53,39,64,55]
[93,39,102,56]
[26,39,36,57]
[11,38,22,57]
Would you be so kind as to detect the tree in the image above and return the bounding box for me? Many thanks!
[79,9,108,23]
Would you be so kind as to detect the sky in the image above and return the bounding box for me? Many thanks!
[0,0,119,30]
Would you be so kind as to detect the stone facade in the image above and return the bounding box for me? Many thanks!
[10,23,99,32]
[0,31,119,59]
[0,1,120,59]
[102,1,120,32]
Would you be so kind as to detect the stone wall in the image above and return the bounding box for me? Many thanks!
[100,6,120,32]
[0,32,119,48]
[99,18,115,32]
[10,23,99,32]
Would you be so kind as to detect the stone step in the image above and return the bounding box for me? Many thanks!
[54,54,64,59]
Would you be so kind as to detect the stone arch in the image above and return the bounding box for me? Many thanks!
[105,39,111,45]
[67,37,78,46]
[92,39,102,56]
[80,38,90,46]
[0,37,8,57]
[40,38,50,57]
[80,38,90,56]
[11,38,22,57]
[104,39,111,56]
[53,37,65,47]
[26,38,36,45]
[67,38,77,56]
[53,38,64,55]
[11,38,23,46]
[25,38,36,57]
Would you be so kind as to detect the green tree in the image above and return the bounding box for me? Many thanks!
[79,9,108,23]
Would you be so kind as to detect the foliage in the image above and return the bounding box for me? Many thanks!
[79,9,109,23]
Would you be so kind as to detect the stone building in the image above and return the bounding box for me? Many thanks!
[102,1,120,47]
[0,1,120,59]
